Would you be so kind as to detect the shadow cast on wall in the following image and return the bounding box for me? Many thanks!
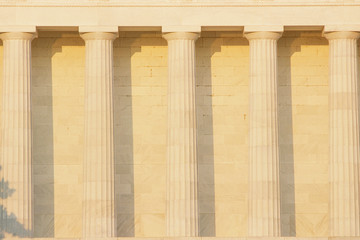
[196,36,218,237]
[0,32,306,238]
[31,35,58,238]
[113,37,137,237]
[278,36,298,237]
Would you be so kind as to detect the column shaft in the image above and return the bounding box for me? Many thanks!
[0,32,35,237]
[81,32,117,238]
[163,32,199,237]
[325,31,360,236]
[245,31,282,237]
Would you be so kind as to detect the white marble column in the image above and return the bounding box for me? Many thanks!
[245,31,282,237]
[0,31,36,237]
[81,31,118,238]
[163,32,200,237]
[324,31,360,236]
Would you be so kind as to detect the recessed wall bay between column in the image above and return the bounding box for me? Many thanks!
[196,32,249,237]
[278,32,329,237]
[114,32,168,237]
[0,31,337,238]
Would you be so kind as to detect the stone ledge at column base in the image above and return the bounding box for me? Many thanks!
[3,237,360,240]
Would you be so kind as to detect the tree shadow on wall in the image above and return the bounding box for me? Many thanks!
[0,166,31,239]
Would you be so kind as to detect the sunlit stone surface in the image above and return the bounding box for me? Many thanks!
[325,31,360,237]
[245,31,282,237]
[81,31,118,239]
[163,32,200,237]
[0,31,36,238]
[0,0,359,239]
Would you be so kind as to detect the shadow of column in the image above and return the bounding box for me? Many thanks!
[31,35,56,237]
[278,36,297,237]
[195,36,218,237]
[113,37,136,237]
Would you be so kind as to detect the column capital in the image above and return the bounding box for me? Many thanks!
[324,31,360,40]
[79,26,119,41]
[0,32,37,41]
[244,25,283,40]
[244,31,282,41]
[162,32,200,41]
[80,32,118,41]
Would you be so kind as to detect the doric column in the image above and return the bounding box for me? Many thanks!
[0,31,36,237]
[80,30,118,238]
[324,31,360,236]
[163,31,200,237]
[245,30,282,237]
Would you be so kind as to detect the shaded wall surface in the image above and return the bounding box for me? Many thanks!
[0,31,334,237]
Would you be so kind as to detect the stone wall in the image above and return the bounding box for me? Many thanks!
[0,31,338,238]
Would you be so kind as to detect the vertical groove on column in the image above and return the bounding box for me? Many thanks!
[81,32,117,238]
[246,31,282,237]
[326,31,360,237]
[163,32,199,237]
[0,32,35,237]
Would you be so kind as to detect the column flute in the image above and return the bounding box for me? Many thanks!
[0,30,36,237]
[245,28,282,237]
[163,30,200,237]
[325,30,360,237]
[81,28,118,238]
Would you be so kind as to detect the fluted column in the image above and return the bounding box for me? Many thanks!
[81,32,118,238]
[324,31,360,236]
[0,32,36,237]
[245,31,282,236]
[163,32,200,237]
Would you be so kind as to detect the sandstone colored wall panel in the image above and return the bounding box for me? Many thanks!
[0,31,339,238]
[114,32,168,237]
[33,32,85,238]
[196,32,249,237]
[278,32,329,237]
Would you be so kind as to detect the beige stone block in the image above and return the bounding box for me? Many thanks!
[54,215,82,238]
[215,201,247,214]
[135,194,165,214]
[215,214,247,236]
[54,194,81,215]
[296,214,329,236]
[136,214,165,237]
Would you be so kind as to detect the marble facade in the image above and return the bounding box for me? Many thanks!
[0,0,360,239]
